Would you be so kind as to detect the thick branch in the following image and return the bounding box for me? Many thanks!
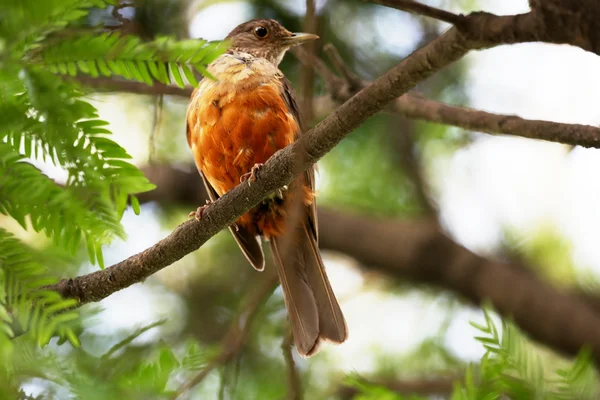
[318,210,600,363]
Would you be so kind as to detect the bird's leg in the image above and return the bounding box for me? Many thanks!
[240,163,264,185]
[188,199,213,221]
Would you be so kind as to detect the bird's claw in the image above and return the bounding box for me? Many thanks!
[276,185,289,199]
[240,163,264,186]
[188,199,213,221]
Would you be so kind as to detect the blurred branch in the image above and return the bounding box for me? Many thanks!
[282,330,302,400]
[45,2,600,364]
[369,0,466,26]
[73,75,193,97]
[294,48,600,149]
[323,44,362,91]
[137,164,600,363]
[318,209,600,364]
[74,68,600,149]
[299,0,318,123]
[175,273,278,398]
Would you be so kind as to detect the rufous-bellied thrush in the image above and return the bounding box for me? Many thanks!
[186,19,347,356]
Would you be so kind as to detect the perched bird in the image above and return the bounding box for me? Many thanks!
[186,19,347,356]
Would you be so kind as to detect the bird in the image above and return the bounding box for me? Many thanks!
[185,19,347,357]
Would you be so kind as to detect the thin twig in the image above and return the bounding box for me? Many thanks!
[291,47,343,94]
[174,274,278,398]
[282,330,302,400]
[369,0,466,26]
[299,0,318,122]
[323,44,363,89]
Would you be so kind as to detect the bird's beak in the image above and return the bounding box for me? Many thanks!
[283,32,320,46]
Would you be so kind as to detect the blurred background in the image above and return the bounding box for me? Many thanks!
[12,0,600,398]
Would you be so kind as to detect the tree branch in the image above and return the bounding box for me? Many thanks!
[394,94,600,147]
[282,330,303,400]
[74,75,193,97]
[369,0,467,26]
[317,210,600,364]
[294,48,600,149]
[137,163,600,363]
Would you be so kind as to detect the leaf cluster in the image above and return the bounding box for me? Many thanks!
[451,309,599,400]
[0,0,225,386]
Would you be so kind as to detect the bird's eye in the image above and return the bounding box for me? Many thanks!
[254,26,269,39]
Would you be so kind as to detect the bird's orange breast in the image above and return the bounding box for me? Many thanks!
[187,54,306,237]
[189,83,298,196]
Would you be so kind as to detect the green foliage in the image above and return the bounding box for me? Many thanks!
[0,0,224,266]
[450,309,599,400]
[503,226,578,288]
[0,228,80,350]
[0,0,226,395]
[0,0,118,52]
[32,33,225,88]
[344,375,427,400]
[0,318,216,399]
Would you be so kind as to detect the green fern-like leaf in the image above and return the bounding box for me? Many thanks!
[1,0,118,51]
[0,68,155,265]
[553,348,599,399]
[31,33,227,86]
[0,144,122,262]
[0,228,80,347]
[459,309,600,399]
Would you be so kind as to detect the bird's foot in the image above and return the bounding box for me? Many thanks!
[240,163,264,186]
[275,185,289,199]
[188,199,213,221]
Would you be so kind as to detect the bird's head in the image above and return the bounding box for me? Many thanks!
[225,19,318,66]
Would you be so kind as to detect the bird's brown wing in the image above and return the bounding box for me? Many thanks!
[271,76,347,356]
[186,121,265,271]
[279,76,318,238]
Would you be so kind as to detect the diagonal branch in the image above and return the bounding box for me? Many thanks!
[174,273,278,398]
[317,210,600,364]
[293,48,600,148]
